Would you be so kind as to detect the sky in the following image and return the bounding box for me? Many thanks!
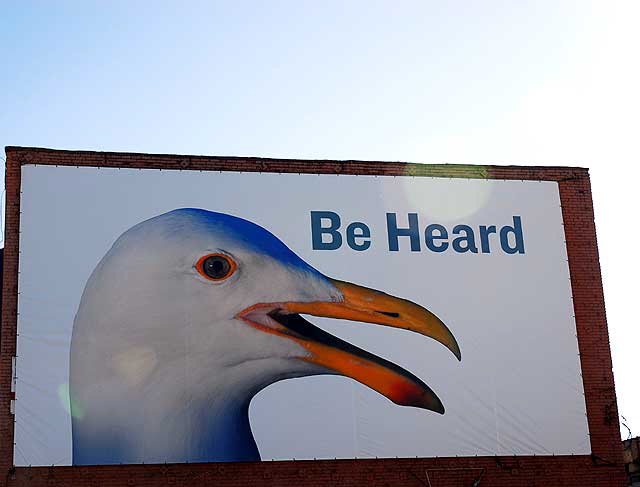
[1,1,638,439]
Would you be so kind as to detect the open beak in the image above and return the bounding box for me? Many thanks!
[238,278,460,414]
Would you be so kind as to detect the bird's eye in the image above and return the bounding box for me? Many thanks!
[196,254,236,281]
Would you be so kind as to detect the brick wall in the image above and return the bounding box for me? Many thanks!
[0,146,626,486]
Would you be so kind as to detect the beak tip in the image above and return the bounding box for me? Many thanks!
[448,338,462,361]
[419,398,445,415]
[422,397,445,414]
[395,387,445,415]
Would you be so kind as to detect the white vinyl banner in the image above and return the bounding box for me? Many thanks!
[14,164,589,466]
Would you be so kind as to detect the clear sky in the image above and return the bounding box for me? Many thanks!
[1,1,638,439]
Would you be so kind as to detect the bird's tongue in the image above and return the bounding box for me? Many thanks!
[270,311,445,413]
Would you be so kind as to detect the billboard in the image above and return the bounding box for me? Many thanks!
[13,164,589,466]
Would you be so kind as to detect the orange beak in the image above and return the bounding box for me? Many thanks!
[287,280,460,361]
[238,278,460,414]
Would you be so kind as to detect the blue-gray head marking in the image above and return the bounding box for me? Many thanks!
[127,207,325,278]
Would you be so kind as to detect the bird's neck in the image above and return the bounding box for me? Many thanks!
[187,394,260,463]
[72,374,262,465]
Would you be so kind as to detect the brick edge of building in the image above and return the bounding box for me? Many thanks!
[0,147,626,486]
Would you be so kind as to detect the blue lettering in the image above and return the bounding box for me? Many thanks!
[311,211,342,250]
[425,224,449,252]
[387,213,420,251]
[479,225,497,253]
[452,225,478,253]
[346,222,371,251]
[500,216,525,254]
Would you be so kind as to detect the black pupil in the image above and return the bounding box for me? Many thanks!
[203,256,231,279]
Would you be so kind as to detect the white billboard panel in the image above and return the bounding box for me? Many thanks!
[14,164,589,465]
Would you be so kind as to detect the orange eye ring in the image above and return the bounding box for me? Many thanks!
[196,253,237,281]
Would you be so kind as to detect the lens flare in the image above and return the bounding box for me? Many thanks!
[382,169,494,222]
[58,383,84,419]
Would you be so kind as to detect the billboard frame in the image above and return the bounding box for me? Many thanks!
[0,146,626,486]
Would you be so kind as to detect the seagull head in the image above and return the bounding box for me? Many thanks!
[72,208,460,423]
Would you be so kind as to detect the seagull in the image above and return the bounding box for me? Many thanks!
[69,208,460,465]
